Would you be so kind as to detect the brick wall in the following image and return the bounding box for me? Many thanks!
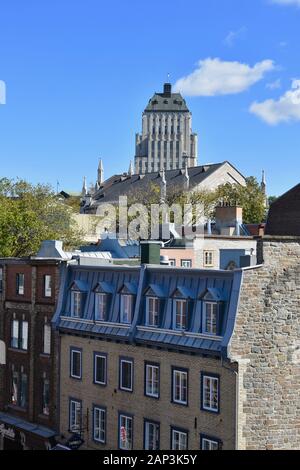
[59,336,237,450]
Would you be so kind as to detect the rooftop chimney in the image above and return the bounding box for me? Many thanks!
[215,205,243,236]
[140,241,161,265]
[163,83,172,97]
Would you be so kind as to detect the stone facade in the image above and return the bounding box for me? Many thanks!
[228,237,300,449]
[59,337,237,450]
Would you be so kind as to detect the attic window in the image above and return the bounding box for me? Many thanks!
[152,100,158,105]
[164,100,168,104]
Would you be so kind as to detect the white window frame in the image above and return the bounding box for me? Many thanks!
[120,359,133,392]
[21,321,28,350]
[172,369,188,405]
[203,302,218,336]
[71,291,82,318]
[44,275,52,297]
[171,429,188,450]
[95,293,107,321]
[181,259,192,268]
[144,421,159,450]
[70,349,82,379]
[17,273,25,295]
[173,299,187,330]
[145,364,159,398]
[202,375,219,413]
[146,297,159,327]
[120,294,133,324]
[11,320,19,349]
[94,354,107,385]
[204,251,214,267]
[43,323,51,355]
[119,414,133,450]
[93,407,106,443]
[69,399,81,432]
[201,437,219,450]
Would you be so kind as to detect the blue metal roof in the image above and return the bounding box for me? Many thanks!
[54,264,243,357]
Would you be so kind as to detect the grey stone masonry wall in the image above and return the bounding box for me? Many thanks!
[228,237,300,449]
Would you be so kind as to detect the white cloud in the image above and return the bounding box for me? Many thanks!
[174,58,275,97]
[266,78,281,90]
[223,27,247,47]
[270,0,300,6]
[0,80,6,105]
[250,80,300,125]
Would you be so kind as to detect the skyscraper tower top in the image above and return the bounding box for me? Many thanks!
[135,82,198,174]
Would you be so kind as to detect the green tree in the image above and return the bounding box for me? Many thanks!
[0,178,83,257]
[215,177,267,224]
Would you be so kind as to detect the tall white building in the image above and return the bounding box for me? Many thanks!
[134,83,198,174]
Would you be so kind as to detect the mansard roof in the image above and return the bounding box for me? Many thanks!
[144,92,190,113]
[53,264,243,358]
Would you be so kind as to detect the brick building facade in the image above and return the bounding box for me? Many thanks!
[0,258,64,450]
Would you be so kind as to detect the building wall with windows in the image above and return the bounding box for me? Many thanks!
[0,259,63,450]
[59,338,236,450]
[54,263,241,450]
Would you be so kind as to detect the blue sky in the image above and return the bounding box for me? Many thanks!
[0,0,300,196]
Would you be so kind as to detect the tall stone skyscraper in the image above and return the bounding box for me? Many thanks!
[134,83,198,174]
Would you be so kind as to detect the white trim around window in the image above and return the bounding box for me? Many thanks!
[146,297,159,327]
[202,302,218,336]
[119,414,133,450]
[172,368,188,405]
[145,363,159,398]
[202,374,219,413]
[119,358,133,392]
[171,428,188,450]
[93,406,106,444]
[173,299,188,330]
[70,348,82,379]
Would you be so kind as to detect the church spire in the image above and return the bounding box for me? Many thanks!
[128,160,134,176]
[81,176,87,197]
[97,158,104,185]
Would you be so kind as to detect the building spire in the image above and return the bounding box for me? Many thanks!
[261,170,266,192]
[81,176,87,197]
[184,161,189,190]
[97,158,104,185]
[128,160,134,176]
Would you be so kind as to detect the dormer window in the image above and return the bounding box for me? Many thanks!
[70,280,88,319]
[95,293,107,321]
[200,288,225,336]
[174,299,187,330]
[146,297,159,327]
[120,295,133,324]
[118,282,137,325]
[203,302,218,335]
[71,291,82,318]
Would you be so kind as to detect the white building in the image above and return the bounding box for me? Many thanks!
[134,83,198,174]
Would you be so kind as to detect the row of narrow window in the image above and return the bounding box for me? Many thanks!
[71,292,221,336]
[70,349,220,413]
[69,402,221,450]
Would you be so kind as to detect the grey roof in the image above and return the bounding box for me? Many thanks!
[265,183,300,236]
[54,263,243,357]
[86,163,226,207]
[144,92,190,113]
[0,412,57,438]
